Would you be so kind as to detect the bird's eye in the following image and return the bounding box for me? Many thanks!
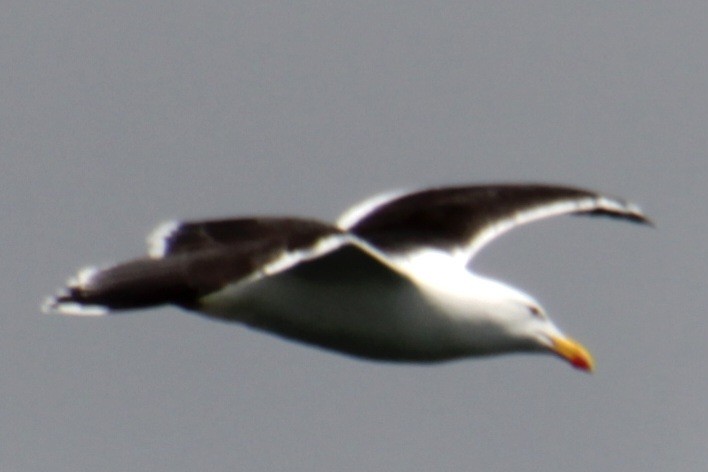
[528,306,543,318]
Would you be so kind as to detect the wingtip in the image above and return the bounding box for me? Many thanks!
[42,265,110,316]
[592,196,654,228]
[617,205,654,227]
[633,213,655,228]
[40,295,59,315]
[635,211,655,228]
[619,199,653,225]
[41,293,109,316]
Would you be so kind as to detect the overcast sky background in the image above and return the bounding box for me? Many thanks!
[2,2,706,471]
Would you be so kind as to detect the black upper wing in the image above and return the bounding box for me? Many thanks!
[343,184,651,263]
[153,217,339,257]
[48,217,347,312]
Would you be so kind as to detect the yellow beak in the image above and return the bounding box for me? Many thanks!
[550,335,595,372]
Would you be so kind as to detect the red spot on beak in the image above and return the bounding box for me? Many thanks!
[550,335,595,373]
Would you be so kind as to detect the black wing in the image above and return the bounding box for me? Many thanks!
[45,217,346,313]
[341,184,651,263]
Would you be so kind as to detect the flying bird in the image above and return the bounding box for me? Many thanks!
[43,184,651,371]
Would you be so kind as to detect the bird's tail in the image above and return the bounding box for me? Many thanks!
[42,257,197,315]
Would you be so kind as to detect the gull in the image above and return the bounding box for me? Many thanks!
[43,184,651,371]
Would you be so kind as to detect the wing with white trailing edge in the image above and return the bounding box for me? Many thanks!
[43,217,348,315]
[341,184,651,265]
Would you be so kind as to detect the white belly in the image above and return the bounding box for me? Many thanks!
[196,271,471,361]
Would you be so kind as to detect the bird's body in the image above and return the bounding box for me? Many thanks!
[44,184,651,371]
[199,246,536,361]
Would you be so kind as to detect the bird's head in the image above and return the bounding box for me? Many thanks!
[466,277,595,372]
[511,301,595,372]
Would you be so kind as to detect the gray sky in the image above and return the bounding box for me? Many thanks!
[2,2,706,471]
